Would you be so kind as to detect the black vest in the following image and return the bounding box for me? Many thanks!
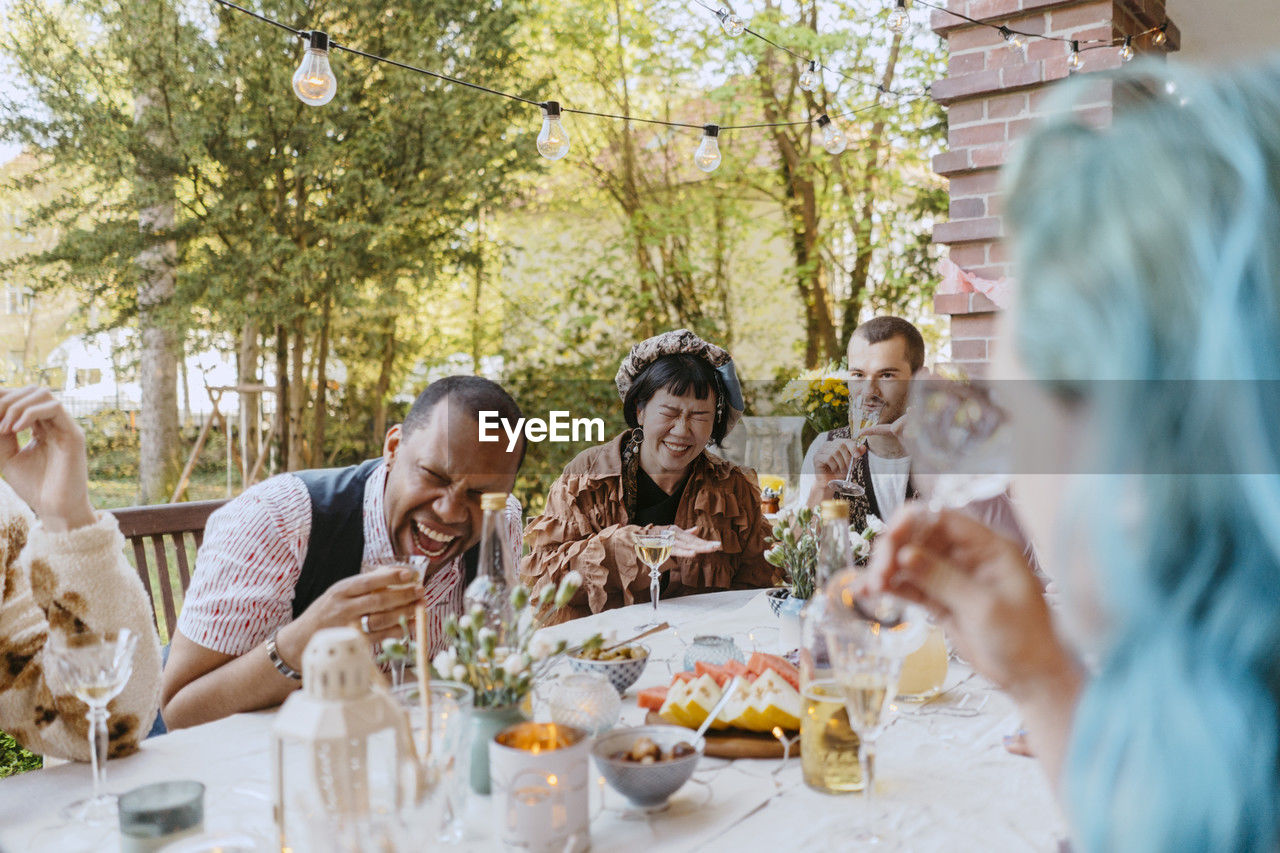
[292,459,382,619]
[290,458,481,618]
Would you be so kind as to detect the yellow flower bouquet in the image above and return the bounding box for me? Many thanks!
[781,364,850,435]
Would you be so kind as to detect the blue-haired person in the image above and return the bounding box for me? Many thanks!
[866,58,1280,851]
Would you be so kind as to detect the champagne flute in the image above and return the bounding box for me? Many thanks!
[824,626,901,845]
[633,529,675,630]
[46,628,139,825]
[829,393,882,499]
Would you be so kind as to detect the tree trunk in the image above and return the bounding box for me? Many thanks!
[310,296,331,467]
[238,317,260,483]
[275,323,289,472]
[134,87,181,504]
[372,321,397,444]
[471,211,485,374]
[288,319,306,470]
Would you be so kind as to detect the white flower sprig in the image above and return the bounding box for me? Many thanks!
[852,513,885,563]
[435,571,600,708]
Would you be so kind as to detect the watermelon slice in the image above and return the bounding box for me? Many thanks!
[637,686,668,712]
[672,670,696,683]
[747,652,800,691]
[724,659,750,679]
[694,661,731,687]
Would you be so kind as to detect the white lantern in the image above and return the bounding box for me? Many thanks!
[272,627,427,852]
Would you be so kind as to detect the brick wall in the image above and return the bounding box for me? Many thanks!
[929,0,1177,375]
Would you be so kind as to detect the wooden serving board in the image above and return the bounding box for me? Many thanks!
[644,712,797,759]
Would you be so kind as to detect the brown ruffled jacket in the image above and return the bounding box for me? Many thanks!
[520,434,775,622]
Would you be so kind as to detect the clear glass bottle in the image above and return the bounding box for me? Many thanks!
[463,492,516,640]
[798,499,864,794]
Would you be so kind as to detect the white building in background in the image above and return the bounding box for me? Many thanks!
[48,331,242,420]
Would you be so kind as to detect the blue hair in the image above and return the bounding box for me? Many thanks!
[1005,59,1280,851]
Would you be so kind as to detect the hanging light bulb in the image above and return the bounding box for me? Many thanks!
[292,30,337,106]
[1153,23,1168,47]
[536,101,570,161]
[694,125,722,173]
[887,0,909,35]
[999,26,1026,61]
[1067,40,1083,72]
[1119,35,1135,63]
[798,61,820,93]
[816,115,847,155]
[717,8,747,37]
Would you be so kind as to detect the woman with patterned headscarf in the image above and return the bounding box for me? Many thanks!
[521,330,774,621]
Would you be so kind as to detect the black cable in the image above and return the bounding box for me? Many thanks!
[332,43,545,107]
[914,0,1163,48]
[209,0,930,137]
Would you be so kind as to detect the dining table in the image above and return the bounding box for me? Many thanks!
[0,589,1067,852]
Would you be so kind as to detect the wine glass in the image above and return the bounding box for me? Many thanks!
[823,624,901,845]
[365,556,428,688]
[902,374,1012,513]
[46,628,139,825]
[829,393,883,499]
[632,529,675,630]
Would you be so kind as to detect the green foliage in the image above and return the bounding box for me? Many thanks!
[0,731,42,778]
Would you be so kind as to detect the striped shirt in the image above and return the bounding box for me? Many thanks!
[177,460,518,659]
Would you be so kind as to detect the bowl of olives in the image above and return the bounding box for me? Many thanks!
[569,644,649,696]
[590,725,704,809]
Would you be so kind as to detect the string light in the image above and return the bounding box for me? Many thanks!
[816,115,847,155]
[1119,35,1135,62]
[209,0,928,176]
[717,8,747,38]
[887,0,909,35]
[999,26,1026,61]
[536,101,571,161]
[293,30,337,106]
[798,61,820,93]
[694,125,723,172]
[1153,24,1169,47]
[1067,40,1083,72]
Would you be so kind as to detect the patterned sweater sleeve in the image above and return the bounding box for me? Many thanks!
[0,498,162,762]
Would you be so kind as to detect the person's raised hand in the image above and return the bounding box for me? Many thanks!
[277,567,428,664]
[864,504,1072,702]
[0,386,95,532]
[667,526,722,560]
[812,438,866,493]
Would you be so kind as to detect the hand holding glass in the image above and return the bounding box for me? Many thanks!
[829,393,882,499]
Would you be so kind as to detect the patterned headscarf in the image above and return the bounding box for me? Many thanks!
[615,329,746,517]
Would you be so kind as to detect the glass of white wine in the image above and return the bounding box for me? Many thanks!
[829,393,882,500]
[633,529,675,630]
[823,621,902,845]
[47,628,139,825]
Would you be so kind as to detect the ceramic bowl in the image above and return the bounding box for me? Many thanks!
[591,724,704,809]
[568,645,649,696]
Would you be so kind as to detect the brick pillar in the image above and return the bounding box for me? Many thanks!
[929,0,1178,375]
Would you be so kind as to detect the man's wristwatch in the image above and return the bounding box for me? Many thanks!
[266,628,302,681]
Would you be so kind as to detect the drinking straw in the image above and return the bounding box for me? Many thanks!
[415,605,432,758]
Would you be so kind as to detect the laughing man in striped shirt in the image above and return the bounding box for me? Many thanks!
[159,376,525,730]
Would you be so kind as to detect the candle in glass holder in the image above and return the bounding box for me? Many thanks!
[548,673,621,735]
[490,723,589,853]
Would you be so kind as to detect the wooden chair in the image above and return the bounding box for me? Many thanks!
[110,500,227,642]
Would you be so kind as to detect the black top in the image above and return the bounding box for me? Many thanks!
[633,467,688,527]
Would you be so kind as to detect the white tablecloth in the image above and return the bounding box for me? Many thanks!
[0,590,1067,852]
